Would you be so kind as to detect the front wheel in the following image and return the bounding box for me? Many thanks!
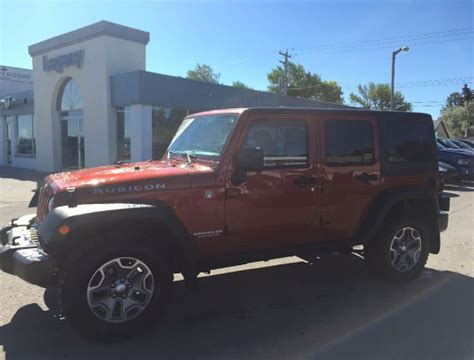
[58,239,173,341]
[365,217,430,283]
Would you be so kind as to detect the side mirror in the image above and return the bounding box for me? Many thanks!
[235,148,264,171]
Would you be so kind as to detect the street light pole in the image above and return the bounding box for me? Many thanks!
[390,46,409,111]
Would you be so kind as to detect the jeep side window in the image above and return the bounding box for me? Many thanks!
[243,119,308,168]
[324,120,374,165]
[385,119,434,163]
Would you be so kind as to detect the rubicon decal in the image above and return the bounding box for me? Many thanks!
[93,184,166,195]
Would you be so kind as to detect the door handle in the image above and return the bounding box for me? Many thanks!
[355,173,378,183]
[294,176,319,188]
[226,187,242,198]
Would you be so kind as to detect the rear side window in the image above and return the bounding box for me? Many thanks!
[243,119,308,168]
[385,119,434,163]
[324,120,374,165]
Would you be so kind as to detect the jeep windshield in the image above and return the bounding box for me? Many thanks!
[167,114,237,161]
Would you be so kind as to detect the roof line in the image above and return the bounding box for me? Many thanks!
[29,20,149,56]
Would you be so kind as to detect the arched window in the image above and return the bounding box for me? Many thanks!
[59,78,83,111]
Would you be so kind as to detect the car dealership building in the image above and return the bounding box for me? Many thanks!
[0,21,348,172]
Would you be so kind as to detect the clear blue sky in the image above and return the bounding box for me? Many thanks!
[1,0,472,118]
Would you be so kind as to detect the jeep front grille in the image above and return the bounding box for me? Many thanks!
[29,228,40,246]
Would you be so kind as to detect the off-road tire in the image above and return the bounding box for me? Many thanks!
[365,215,430,283]
[57,233,173,342]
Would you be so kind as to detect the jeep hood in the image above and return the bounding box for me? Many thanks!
[46,160,215,193]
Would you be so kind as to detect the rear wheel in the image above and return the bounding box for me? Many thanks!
[365,217,429,283]
[58,238,173,341]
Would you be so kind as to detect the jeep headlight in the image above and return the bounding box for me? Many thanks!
[438,166,447,173]
[457,158,469,165]
[48,196,55,211]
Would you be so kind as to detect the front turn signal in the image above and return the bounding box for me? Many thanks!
[58,225,70,236]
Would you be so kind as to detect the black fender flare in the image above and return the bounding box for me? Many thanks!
[38,202,198,283]
[354,186,440,254]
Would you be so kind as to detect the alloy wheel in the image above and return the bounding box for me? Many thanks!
[389,227,422,272]
[86,257,155,323]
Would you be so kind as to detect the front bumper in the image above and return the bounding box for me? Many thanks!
[0,214,55,287]
[456,165,474,179]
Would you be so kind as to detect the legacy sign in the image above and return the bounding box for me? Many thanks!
[43,50,84,73]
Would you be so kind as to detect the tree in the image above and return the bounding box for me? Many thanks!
[442,84,472,111]
[319,81,344,104]
[267,62,344,104]
[349,82,412,111]
[462,84,473,103]
[439,101,473,138]
[186,64,220,84]
[444,92,464,109]
[232,81,252,89]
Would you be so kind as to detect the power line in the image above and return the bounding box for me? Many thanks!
[397,77,473,88]
[411,100,446,103]
[287,76,472,91]
[296,35,473,55]
[218,27,472,68]
[397,76,472,85]
[295,28,473,52]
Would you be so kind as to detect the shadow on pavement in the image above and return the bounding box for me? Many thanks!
[0,166,48,193]
[1,254,473,360]
[442,192,460,198]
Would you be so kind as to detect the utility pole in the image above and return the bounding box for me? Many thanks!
[279,49,292,96]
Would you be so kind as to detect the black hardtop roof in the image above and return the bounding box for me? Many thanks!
[243,107,432,120]
[189,107,432,122]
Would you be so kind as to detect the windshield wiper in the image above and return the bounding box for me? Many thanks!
[167,150,198,164]
[185,152,198,164]
[167,150,186,162]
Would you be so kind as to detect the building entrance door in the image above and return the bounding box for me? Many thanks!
[5,116,13,165]
[58,78,84,169]
[61,110,84,169]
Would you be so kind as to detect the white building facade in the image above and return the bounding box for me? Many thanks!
[0,21,348,173]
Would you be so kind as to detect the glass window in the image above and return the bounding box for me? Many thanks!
[152,107,188,159]
[117,107,131,161]
[243,119,308,168]
[325,120,374,165]
[59,78,83,111]
[168,114,237,160]
[386,119,435,163]
[16,114,35,156]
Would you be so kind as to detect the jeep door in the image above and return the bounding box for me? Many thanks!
[224,113,320,252]
[318,114,381,241]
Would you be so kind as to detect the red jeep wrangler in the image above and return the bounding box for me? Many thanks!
[1,108,449,340]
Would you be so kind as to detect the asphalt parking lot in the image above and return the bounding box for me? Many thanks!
[0,166,473,360]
